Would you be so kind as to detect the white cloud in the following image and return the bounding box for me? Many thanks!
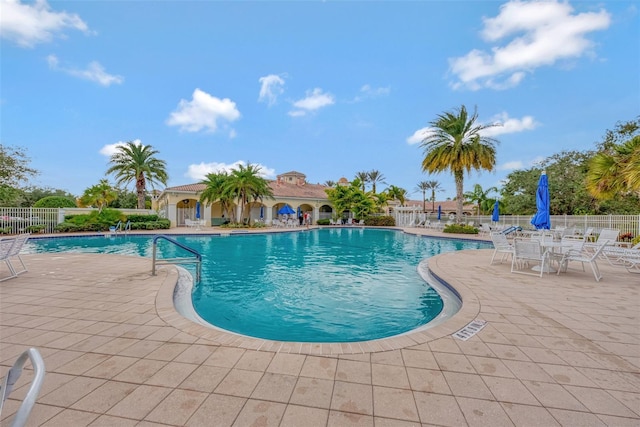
[289,88,334,117]
[449,0,611,90]
[406,127,435,145]
[498,155,545,171]
[166,88,241,133]
[185,160,276,181]
[99,139,142,157]
[481,112,538,137]
[258,74,285,106]
[0,0,90,47]
[353,84,391,102]
[407,112,537,144]
[47,54,123,86]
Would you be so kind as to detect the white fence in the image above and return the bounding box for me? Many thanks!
[0,207,154,235]
[394,210,640,239]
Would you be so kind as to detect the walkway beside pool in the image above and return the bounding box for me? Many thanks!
[1,227,638,426]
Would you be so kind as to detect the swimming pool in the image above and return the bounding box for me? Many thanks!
[25,229,490,342]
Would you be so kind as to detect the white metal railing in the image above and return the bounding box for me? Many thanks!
[394,212,640,239]
[0,207,154,235]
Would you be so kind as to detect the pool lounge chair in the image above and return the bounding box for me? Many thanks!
[7,233,30,276]
[556,241,609,282]
[0,238,17,282]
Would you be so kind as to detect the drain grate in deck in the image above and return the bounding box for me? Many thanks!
[453,319,487,341]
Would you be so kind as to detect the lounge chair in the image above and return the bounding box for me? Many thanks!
[489,232,513,264]
[0,348,46,427]
[6,233,30,276]
[556,241,609,282]
[0,238,17,282]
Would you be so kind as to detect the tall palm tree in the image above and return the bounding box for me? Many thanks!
[367,170,386,194]
[416,180,442,212]
[586,135,640,199]
[420,105,499,221]
[464,183,498,215]
[106,141,168,209]
[355,171,369,192]
[223,163,273,222]
[324,180,336,187]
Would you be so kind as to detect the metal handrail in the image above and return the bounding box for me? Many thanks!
[0,348,46,427]
[152,235,201,283]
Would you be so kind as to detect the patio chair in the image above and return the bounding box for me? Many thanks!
[556,241,609,282]
[489,232,513,264]
[511,239,550,278]
[548,235,586,270]
[6,233,30,276]
[0,348,46,427]
[0,238,17,282]
[479,223,492,236]
[619,249,640,273]
[602,242,640,268]
[585,228,619,252]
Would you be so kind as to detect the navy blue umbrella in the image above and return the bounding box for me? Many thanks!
[278,204,295,215]
[437,205,442,221]
[259,205,264,219]
[297,206,301,218]
[531,171,551,229]
[492,200,500,222]
[195,201,201,219]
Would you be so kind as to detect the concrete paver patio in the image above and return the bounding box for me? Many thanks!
[1,227,638,426]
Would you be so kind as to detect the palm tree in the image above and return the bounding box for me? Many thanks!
[199,172,234,219]
[420,105,499,221]
[586,135,640,199]
[385,185,407,206]
[367,170,386,194]
[355,171,369,192]
[79,179,117,211]
[223,163,274,222]
[324,180,336,187]
[464,183,498,215]
[106,141,168,209]
[416,180,442,212]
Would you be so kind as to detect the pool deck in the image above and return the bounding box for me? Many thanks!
[1,227,638,426]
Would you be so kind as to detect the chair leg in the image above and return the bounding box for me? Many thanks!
[590,261,602,282]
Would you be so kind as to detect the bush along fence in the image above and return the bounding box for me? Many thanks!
[0,207,162,234]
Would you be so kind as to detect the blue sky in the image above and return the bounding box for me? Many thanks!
[2,0,638,201]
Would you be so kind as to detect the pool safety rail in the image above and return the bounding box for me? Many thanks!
[151,235,202,283]
[0,348,46,427]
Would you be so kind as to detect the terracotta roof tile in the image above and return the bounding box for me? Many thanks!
[163,181,330,200]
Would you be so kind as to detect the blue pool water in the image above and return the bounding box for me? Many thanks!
[25,229,490,342]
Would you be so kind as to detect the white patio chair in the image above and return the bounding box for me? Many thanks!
[0,238,17,282]
[489,232,513,264]
[585,228,619,251]
[602,242,640,267]
[548,235,586,270]
[618,249,640,273]
[556,242,609,282]
[511,239,550,278]
[6,233,30,276]
[0,348,46,427]
[478,223,492,237]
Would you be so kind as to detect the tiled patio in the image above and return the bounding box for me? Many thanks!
[1,228,638,426]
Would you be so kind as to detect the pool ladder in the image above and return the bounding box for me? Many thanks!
[151,235,202,283]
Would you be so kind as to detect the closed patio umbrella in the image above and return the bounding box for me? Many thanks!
[437,205,442,221]
[492,200,500,223]
[259,206,264,219]
[195,201,201,219]
[531,171,551,230]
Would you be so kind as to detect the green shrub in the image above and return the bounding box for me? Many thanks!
[54,222,81,233]
[0,227,12,234]
[25,224,46,233]
[363,216,395,226]
[59,209,126,232]
[316,219,331,225]
[126,214,159,223]
[34,196,76,208]
[443,224,479,234]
